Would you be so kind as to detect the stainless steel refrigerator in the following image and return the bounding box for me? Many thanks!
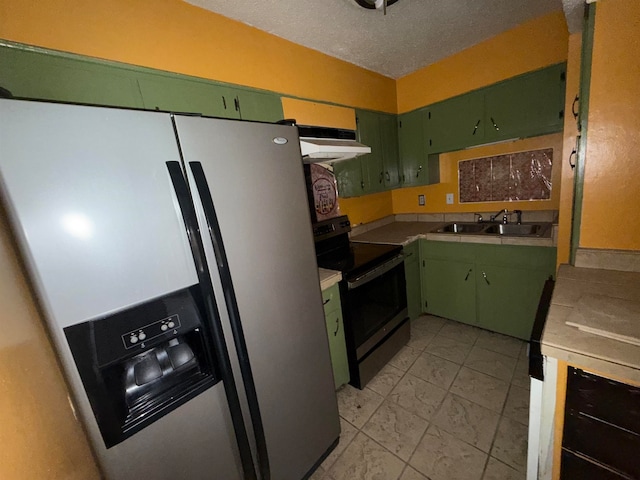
[0,99,339,480]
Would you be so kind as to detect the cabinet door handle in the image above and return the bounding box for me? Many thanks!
[482,271,490,285]
[323,298,331,305]
[379,171,384,184]
[404,252,413,258]
[333,317,340,336]
[572,94,579,119]
[569,149,577,170]
[222,96,227,109]
[385,171,391,181]
[416,165,423,177]
[234,97,240,111]
[490,117,499,131]
[464,268,472,281]
[360,180,365,189]
[472,119,481,135]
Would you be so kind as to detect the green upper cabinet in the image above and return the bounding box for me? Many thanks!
[398,109,429,187]
[231,89,283,123]
[0,43,283,123]
[426,90,485,154]
[422,63,567,154]
[334,158,364,198]
[0,47,143,108]
[357,109,385,194]
[483,63,566,143]
[379,113,401,189]
[137,75,283,122]
[335,109,400,198]
[137,74,238,118]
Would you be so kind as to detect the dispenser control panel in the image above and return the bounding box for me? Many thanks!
[121,314,182,349]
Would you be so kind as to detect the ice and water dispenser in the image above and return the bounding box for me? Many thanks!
[65,286,218,448]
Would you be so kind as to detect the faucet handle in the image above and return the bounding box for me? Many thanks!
[474,213,483,223]
[513,209,523,224]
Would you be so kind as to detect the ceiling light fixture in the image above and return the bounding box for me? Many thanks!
[354,0,399,15]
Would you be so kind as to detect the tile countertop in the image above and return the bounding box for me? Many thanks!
[541,264,640,384]
[350,220,557,247]
[319,268,342,291]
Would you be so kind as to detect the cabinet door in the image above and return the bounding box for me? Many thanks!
[426,90,485,153]
[0,47,143,108]
[421,241,476,325]
[333,158,364,198]
[422,257,476,325]
[380,113,400,189]
[234,89,284,123]
[474,244,556,339]
[403,242,422,321]
[484,63,566,142]
[356,110,385,194]
[475,263,550,339]
[398,110,429,186]
[137,74,239,118]
[322,284,349,389]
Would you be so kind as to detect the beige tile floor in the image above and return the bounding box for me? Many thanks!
[312,315,531,480]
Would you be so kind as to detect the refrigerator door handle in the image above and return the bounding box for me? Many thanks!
[189,161,271,480]
[165,161,258,480]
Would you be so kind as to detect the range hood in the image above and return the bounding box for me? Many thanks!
[297,125,371,163]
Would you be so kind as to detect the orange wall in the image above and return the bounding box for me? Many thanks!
[0,0,396,113]
[579,0,640,251]
[392,133,563,214]
[556,33,583,266]
[0,210,100,479]
[339,191,394,226]
[396,11,569,113]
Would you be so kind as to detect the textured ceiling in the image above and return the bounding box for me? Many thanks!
[185,0,567,79]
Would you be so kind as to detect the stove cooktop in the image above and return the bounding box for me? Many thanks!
[316,241,402,280]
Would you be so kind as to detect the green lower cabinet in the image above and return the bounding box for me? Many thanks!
[422,257,476,325]
[420,240,556,340]
[475,262,552,339]
[403,241,422,321]
[322,283,349,389]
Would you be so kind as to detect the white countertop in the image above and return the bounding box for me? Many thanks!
[319,267,342,291]
[351,221,556,247]
[542,264,640,384]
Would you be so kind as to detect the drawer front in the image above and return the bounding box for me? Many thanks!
[566,367,640,434]
[561,450,629,480]
[563,411,640,479]
[322,283,341,315]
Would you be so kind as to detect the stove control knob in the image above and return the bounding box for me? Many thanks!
[130,335,139,344]
[161,324,168,331]
[168,321,175,329]
[138,332,147,341]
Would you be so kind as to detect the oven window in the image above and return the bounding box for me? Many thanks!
[347,262,407,350]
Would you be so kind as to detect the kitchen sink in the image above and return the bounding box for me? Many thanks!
[432,222,552,238]
[435,222,487,234]
[483,223,549,237]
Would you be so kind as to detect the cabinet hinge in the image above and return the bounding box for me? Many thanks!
[356,116,359,125]
[559,109,565,119]
[425,300,428,308]
[422,260,425,267]
[560,71,566,82]
[399,120,402,128]
[428,111,431,120]
[429,139,432,146]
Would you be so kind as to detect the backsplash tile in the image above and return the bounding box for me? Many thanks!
[459,148,553,203]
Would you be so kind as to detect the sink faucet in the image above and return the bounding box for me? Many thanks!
[490,209,509,224]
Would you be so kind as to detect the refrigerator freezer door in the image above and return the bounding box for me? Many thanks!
[174,115,340,480]
[0,100,197,327]
[0,100,244,480]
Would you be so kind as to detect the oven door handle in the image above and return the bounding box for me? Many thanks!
[347,254,404,290]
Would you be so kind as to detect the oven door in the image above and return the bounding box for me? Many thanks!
[345,253,407,359]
